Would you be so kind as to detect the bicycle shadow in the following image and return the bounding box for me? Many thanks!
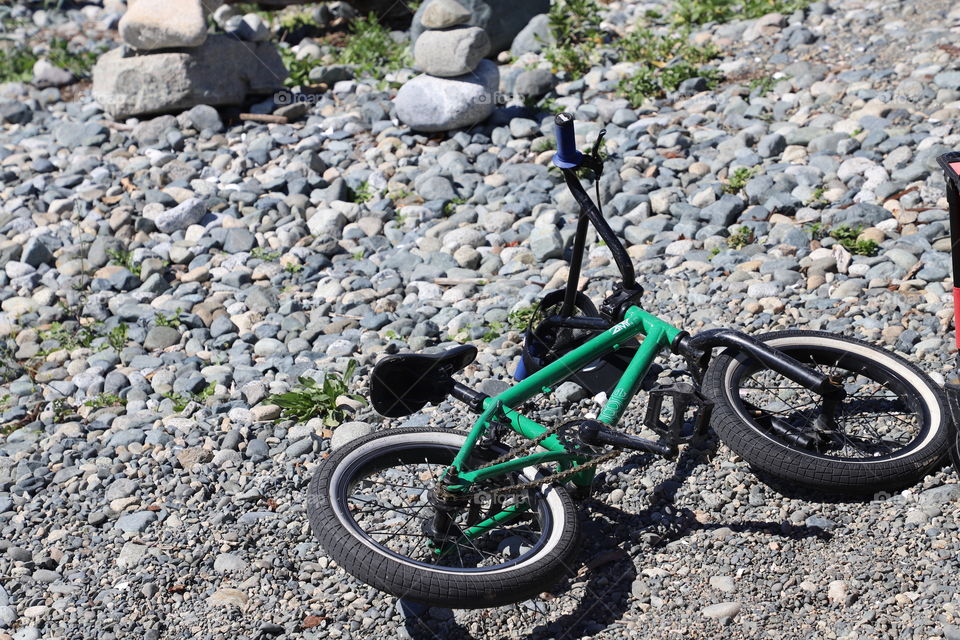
[753,467,949,505]
[400,434,831,640]
[398,530,638,640]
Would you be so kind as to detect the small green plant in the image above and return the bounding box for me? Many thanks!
[723,167,755,194]
[442,197,467,217]
[38,321,99,353]
[230,3,273,19]
[162,383,214,413]
[351,250,365,260]
[0,45,38,83]
[51,398,72,423]
[806,186,826,206]
[106,247,141,277]
[533,137,557,153]
[0,36,104,83]
[830,225,878,256]
[388,188,412,201]
[538,97,566,115]
[741,0,812,19]
[384,330,400,340]
[84,393,123,409]
[278,7,321,32]
[671,0,734,25]
[727,226,755,250]
[507,306,536,331]
[828,224,860,244]
[748,75,778,97]
[353,181,374,204]
[709,246,722,258]
[661,63,721,93]
[480,322,504,342]
[618,70,661,107]
[250,247,282,261]
[338,13,411,78]
[616,29,720,104]
[195,382,216,402]
[672,0,811,25]
[280,46,314,87]
[162,391,191,413]
[619,29,708,64]
[543,0,604,75]
[107,323,128,352]
[849,239,879,257]
[804,221,826,240]
[268,360,366,426]
[46,37,101,78]
[154,310,182,328]
[283,262,303,274]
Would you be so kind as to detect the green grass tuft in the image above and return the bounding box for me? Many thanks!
[543,0,604,75]
[723,167,755,194]
[727,226,755,250]
[616,29,721,105]
[338,13,410,78]
[830,225,879,256]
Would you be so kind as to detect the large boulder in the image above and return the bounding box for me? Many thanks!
[510,13,553,56]
[119,0,223,50]
[395,59,499,132]
[411,0,550,54]
[93,35,287,118]
[414,26,490,77]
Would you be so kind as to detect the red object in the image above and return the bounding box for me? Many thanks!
[955,287,960,349]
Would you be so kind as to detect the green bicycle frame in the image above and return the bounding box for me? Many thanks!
[448,305,682,491]
[431,305,682,547]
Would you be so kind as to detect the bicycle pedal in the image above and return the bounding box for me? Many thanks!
[643,383,713,442]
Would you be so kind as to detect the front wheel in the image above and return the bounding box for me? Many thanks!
[703,330,950,493]
[306,427,580,608]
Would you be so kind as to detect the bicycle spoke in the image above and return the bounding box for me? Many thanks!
[733,345,923,459]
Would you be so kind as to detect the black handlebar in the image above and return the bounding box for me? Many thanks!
[560,170,638,290]
[551,112,638,292]
[553,113,583,169]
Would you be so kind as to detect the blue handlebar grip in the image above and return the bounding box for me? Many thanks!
[552,113,584,169]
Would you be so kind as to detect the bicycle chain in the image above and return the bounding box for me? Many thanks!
[436,413,623,501]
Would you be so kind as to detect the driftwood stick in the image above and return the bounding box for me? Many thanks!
[99,120,134,131]
[239,113,289,125]
[433,277,493,286]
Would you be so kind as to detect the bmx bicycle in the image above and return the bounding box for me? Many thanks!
[306,114,953,608]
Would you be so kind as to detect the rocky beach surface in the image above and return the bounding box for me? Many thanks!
[0,0,959,638]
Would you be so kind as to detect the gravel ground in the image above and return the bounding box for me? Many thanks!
[1,0,959,638]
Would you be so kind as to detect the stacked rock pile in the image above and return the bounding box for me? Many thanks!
[92,0,287,119]
[394,0,499,132]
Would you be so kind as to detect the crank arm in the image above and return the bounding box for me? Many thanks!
[578,420,676,458]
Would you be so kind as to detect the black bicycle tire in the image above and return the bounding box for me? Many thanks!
[306,427,581,608]
[702,330,950,493]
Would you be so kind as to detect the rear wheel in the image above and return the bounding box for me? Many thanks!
[307,428,580,608]
[703,331,950,493]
